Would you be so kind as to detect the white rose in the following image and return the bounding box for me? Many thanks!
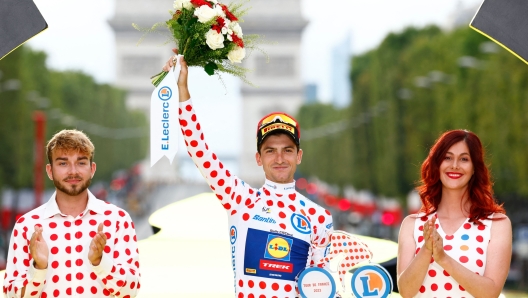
[227,46,246,63]
[205,29,225,50]
[173,0,192,10]
[194,5,217,23]
[214,4,226,18]
[230,22,243,37]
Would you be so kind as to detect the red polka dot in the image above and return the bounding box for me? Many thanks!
[238,279,243,287]
[476,259,483,267]
[185,130,192,136]
[459,285,465,291]
[428,269,436,277]
[53,289,60,297]
[267,200,273,206]
[284,284,292,292]
[91,286,97,294]
[444,283,452,290]
[419,285,426,293]
[238,293,244,298]
[445,235,454,240]
[418,236,424,243]
[259,281,266,289]
[242,213,250,221]
[279,212,286,219]
[52,275,59,283]
[459,256,469,263]
[444,245,452,251]
[463,223,471,229]
[248,280,254,288]
[279,223,286,229]
[476,247,484,254]
[196,151,204,158]
[431,283,438,291]
[318,215,325,224]
[272,283,279,291]
[443,270,450,276]
[277,201,285,208]
[51,261,59,269]
[476,235,484,242]
[308,208,316,215]
[76,272,84,280]
[478,224,486,230]
[49,222,57,229]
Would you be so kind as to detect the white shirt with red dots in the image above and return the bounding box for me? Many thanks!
[413,213,492,297]
[179,100,334,298]
[3,191,141,298]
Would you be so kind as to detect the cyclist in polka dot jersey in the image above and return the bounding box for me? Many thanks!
[397,130,511,297]
[3,130,141,298]
[165,52,334,297]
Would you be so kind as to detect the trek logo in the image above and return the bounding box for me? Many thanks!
[264,235,292,261]
[259,260,293,273]
[265,183,277,189]
[262,207,271,214]
[158,86,172,101]
[253,214,276,224]
[351,264,392,298]
[291,213,311,234]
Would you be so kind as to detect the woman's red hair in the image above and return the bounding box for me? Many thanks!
[417,130,505,222]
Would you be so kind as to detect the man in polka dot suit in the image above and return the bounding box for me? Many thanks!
[3,130,141,297]
[164,52,334,297]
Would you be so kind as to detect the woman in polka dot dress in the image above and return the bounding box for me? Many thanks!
[397,130,512,298]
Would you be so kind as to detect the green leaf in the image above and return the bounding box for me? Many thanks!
[204,62,218,76]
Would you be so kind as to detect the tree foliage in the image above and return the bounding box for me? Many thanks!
[297,26,528,202]
[0,47,148,190]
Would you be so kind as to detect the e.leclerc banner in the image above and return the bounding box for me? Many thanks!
[150,58,180,166]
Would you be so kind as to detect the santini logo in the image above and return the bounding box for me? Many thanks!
[252,215,276,224]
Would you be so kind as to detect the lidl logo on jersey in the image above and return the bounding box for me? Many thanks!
[351,264,392,298]
[158,86,172,101]
[264,235,292,261]
[291,213,311,234]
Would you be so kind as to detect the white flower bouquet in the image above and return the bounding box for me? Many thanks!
[137,0,262,87]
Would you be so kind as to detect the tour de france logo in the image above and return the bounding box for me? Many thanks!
[350,264,393,298]
[158,86,172,101]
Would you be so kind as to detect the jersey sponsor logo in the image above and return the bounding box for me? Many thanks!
[291,213,311,234]
[351,264,393,298]
[244,228,309,281]
[259,259,293,273]
[252,214,276,224]
[264,235,292,261]
[270,229,293,237]
[326,222,333,229]
[265,183,277,189]
[230,226,237,281]
[262,207,271,213]
[230,226,237,244]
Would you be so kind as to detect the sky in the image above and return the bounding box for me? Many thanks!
[24,0,483,169]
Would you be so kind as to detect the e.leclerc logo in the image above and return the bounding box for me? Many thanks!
[291,213,311,234]
[351,264,392,298]
[158,86,172,151]
[230,226,237,281]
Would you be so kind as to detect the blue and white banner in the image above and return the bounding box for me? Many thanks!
[150,58,180,166]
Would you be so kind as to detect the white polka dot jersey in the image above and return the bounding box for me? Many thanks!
[3,191,141,298]
[179,100,334,298]
[413,213,492,297]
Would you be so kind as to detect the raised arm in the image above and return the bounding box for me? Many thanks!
[165,52,255,214]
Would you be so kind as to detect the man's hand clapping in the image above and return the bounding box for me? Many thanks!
[29,226,49,269]
[88,223,107,266]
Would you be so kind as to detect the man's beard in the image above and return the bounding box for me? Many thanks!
[53,175,92,196]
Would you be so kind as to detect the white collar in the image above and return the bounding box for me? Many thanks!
[262,179,296,193]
